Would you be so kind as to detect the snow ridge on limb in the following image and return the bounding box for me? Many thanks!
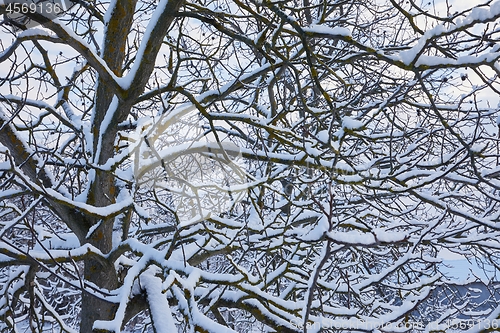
[118,0,184,97]
[140,268,176,333]
[37,19,125,97]
[0,28,60,62]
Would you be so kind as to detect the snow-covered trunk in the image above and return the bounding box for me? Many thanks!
[77,0,185,328]
[78,0,136,331]
[80,163,122,332]
[79,128,128,332]
[78,86,124,331]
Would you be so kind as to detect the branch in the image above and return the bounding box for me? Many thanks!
[0,110,90,239]
[34,21,126,98]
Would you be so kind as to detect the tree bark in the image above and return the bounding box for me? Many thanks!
[78,0,184,330]
[78,0,136,330]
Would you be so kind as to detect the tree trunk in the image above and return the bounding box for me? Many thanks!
[75,0,137,328]
[70,0,183,329]
[81,258,118,332]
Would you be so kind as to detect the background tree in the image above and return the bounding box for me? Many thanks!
[1,0,500,332]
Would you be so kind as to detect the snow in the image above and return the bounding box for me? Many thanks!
[0,188,24,200]
[342,116,363,130]
[118,0,172,90]
[178,211,211,228]
[455,1,500,28]
[304,142,322,157]
[17,28,57,38]
[327,230,376,246]
[413,52,500,67]
[470,143,486,153]
[41,233,80,249]
[316,130,329,144]
[296,215,329,241]
[48,18,121,84]
[390,1,500,66]
[397,24,446,65]
[94,96,119,163]
[102,0,117,47]
[85,220,102,239]
[140,269,177,333]
[190,310,239,333]
[373,228,407,243]
[303,24,351,37]
[337,174,363,183]
[43,187,133,218]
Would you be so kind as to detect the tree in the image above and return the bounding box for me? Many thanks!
[1,0,500,331]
